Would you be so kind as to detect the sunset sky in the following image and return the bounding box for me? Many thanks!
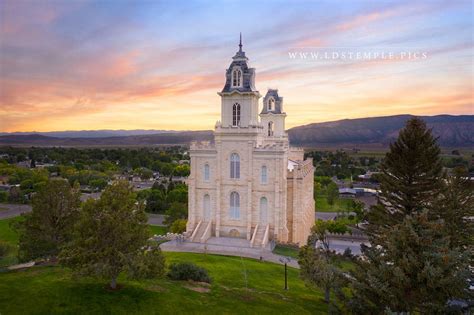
[0,0,472,132]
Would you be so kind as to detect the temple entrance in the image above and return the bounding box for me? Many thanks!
[260,197,268,225]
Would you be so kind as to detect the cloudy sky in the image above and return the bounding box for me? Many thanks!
[0,0,472,132]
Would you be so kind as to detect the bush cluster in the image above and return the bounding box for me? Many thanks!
[167,262,211,283]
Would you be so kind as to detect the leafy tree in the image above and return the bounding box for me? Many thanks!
[309,219,350,256]
[89,178,108,191]
[145,189,167,213]
[0,191,8,202]
[164,202,187,228]
[134,167,153,180]
[299,245,343,304]
[173,164,190,177]
[15,179,81,262]
[127,245,166,280]
[8,186,22,203]
[0,241,12,261]
[166,185,188,204]
[170,218,187,233]
[160,163,174,177]
[348,118,470,313]
[326,182,338,206]
[60,181,158,289]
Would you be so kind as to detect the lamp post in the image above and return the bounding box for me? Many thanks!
[279,257,291,290]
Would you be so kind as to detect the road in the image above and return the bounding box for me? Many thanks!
[0,203,167,226]
[315,212,338,220]
[0,203,32,219]
[326,238,369,255]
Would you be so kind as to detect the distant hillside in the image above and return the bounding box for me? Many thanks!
[0,115,472,148]
[0,129,180,138]
[0,131,213,146]
[287,115,474,148]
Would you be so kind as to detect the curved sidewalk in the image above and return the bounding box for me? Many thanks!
[160,238,300,269]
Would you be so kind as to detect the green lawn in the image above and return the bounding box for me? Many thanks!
[0,217,330,314]
[0,252,328,314]
[315,195,354,213]
[0,216,22,267]
[148,225,168,236]
[272,244,299,259]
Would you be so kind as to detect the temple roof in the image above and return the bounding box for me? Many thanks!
[260,89,283,114]
[221,34,258,94]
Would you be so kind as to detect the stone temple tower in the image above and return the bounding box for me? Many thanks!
[186,35,315,248]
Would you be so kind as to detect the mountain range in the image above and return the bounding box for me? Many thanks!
[0,115,472,148]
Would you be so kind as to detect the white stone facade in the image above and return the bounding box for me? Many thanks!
[186,40,314,246]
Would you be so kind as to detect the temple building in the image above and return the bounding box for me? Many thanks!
[186,36,314,247]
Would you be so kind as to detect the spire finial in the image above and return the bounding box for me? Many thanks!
[239,32,242,52]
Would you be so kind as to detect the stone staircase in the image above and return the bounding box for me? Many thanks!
[190,221,211,243]
[251,224,269,248]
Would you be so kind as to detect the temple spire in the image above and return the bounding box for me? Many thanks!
[239,32,242,52]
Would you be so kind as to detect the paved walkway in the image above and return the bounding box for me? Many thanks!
[0,204,31,219]
[160,236,300,268]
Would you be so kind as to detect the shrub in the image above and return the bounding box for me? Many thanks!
[170,219,187,233]
[342,247,353,259]
[168,262,211,283]
[128,245,166,280]
[0,241,12,259]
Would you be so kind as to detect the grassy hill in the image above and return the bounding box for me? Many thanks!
[0,218,328,314]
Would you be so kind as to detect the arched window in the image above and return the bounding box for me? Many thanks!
[232,103,241,126]
[203,194,210,220]
[268,121,274,136]
[232,69,242,87]
[230,192,240,219]
[203,163,210,181]
[260,197,268,224]
[230,153,240,179]
[261,165,267,184]
[268,98,275,111]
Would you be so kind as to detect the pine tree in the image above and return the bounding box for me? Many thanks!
[433,167,474,249]
[347,118,470,313]
[349,211,469,313]
[15,179,81,262]
[366,117,443,238]
[60,181,162,289]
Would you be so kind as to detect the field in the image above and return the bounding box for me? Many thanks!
[315,195,354,213]
[0,217,328,314]
[149,225,168,236]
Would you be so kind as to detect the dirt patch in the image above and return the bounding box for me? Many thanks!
[104,284,124,291]
[146,284,167,292]
[188,280,211,287]
[183,284,210,293]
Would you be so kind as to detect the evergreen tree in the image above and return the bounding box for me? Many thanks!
[349,211,469,313]
[367,118,443,236]
[15,179,80,262]
[347,118,470,313]
[60,181,163,289]
[433,167,474,249]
